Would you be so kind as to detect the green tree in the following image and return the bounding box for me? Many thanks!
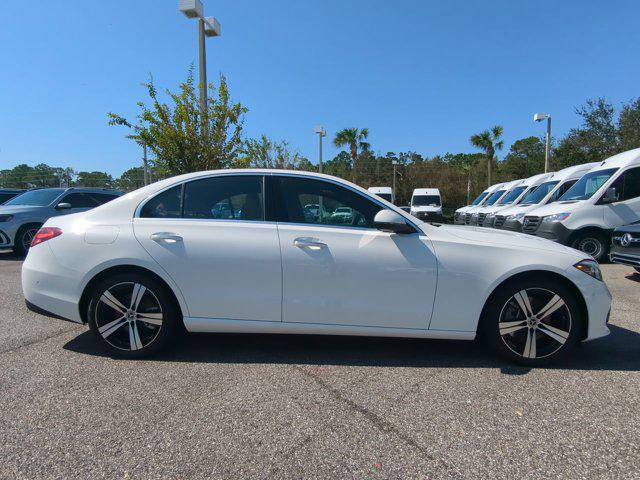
[74,171,114,188]
[443,152,483,204]
[333,128,370,183]
[470,125,504,187]
[116,166,146,191]
[618,98,640,151]
[109,68,247,176]
[242,135,307,169]
[500,136,546,179]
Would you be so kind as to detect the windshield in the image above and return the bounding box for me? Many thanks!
[559,168,618,201]
[376,193,392,202]
[497,186,526,205]
[412,195,441,206]
[520,181,559,204]
[484,190,505,206]
[471,191,489,205]
[4,188,64,206]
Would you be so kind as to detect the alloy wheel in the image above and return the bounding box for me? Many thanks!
[22,228,38,252]
[94,282,164,351]
[498,288,572,360]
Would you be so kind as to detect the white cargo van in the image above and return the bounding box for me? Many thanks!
[410,188,442,222]
[478,173,553,227]
[522,148,640,261]
[469,179,524,226]
[367,186,394,204]
[494,163,598,231]
[455,182,505,225]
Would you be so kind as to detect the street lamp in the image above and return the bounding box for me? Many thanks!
[179,0,222,123]
[534,113,552,173]
[315,126,326,173]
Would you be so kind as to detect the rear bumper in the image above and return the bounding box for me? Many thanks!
[22,244,84,324]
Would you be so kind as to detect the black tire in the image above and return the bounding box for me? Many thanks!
[87,272,181,358]
[571,231,608,262]
[12,223,42,257]
[481,276,583,366]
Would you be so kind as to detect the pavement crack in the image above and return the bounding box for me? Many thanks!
[291,364,461,476]
[0,326,82,356]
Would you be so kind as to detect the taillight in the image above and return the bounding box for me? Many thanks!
[30,227,62,247]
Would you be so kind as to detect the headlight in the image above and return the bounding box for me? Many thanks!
[0,215,14,222]
[486,213,495,219]
[471,213,479,219]
[542,212,571,223]
[574,259,603,281]
[512,213,525,220]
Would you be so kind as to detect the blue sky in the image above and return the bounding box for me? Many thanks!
[1,0,639,176]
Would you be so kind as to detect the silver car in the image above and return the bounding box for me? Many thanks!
[0,187,123,255]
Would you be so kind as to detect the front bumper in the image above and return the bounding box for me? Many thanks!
[610,244,640,268]
[533,221,573,245]
[500,218,523,232]
[564,265,611,342]
[413,211,443,222]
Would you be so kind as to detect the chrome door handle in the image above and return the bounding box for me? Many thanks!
[293,237,327,249]
[150,232,183,243]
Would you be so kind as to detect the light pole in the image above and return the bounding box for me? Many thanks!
[315,126,326,173]
[392,160,398,196]
[179,1,221,124]
[142,143,149,186]
[534,113,552,173]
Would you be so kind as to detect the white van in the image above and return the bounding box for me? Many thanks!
[367,186,394,204]
[522,148,640,261]
[477,173,554,227]
[454,182,504,225]
[469,179,524,226]
[494,163,598,231]
[410,188,442,222]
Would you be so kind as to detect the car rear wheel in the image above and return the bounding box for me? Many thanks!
[87,273,180,358]
[482,277,582,366]
[12,223,42,257]
[571,231,608,262]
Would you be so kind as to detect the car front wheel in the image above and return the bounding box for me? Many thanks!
[571,231,608,262]
[87,273,180,358]
[483,277,582,366]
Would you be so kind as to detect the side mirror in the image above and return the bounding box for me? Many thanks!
[373,210,416,234]
[601,187,618,204]
[55,202,72,210]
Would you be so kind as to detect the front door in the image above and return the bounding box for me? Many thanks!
[133,175,282,322]
[603,167,640,228]
[272,175,437,330]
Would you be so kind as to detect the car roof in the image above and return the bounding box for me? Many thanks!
[596,147,640,169]
[368,186,392,193]
[412,188,440,195]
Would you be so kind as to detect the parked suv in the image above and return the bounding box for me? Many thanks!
[610,222,640,273]
[521,148,640,261]
[0,188,26,205]
[0,187,123,255]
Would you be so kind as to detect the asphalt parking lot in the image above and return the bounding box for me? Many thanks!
[1,251,639,479]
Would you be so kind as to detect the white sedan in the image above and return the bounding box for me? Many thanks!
[22,170,611,365]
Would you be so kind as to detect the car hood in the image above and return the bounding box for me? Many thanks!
[0,205,41,215]
[614,222,640,233]
[426,223,584,258]
[497,203,539,217]
[523,200,587,218]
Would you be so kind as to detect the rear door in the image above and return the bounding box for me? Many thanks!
[133,175,282,321]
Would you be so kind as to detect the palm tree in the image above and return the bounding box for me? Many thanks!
[470,125,504,187]
[333,128,370,183]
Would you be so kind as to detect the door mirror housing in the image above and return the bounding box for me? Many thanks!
[373,210,416,234]
[601,187,618,204]
[55,202,72,210]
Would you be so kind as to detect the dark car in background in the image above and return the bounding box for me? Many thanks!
[610,222,640,273]
[0,187,123,255]
[0,189,26,205]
